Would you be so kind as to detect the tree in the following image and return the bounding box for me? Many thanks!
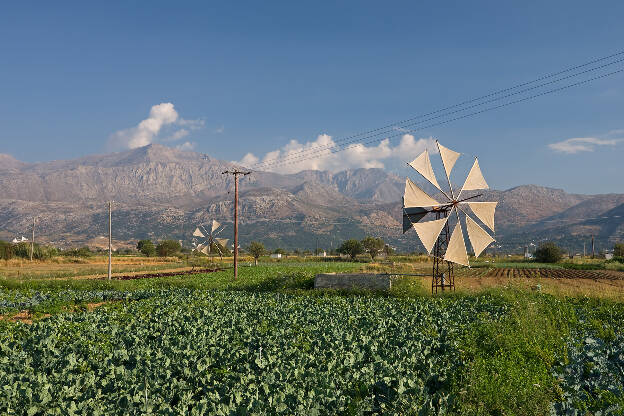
[534,242,563,263]
[247,241,265,266]
[273,248,286,255]
[361,236,385,260]
[383,244,395,257]
[137,239,156,257]
[614,243,624,258]
[156,240,181,257]
[337,239,364,260]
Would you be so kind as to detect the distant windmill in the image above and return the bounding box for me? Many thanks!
[192,220,229,260]
[403,140,497,293]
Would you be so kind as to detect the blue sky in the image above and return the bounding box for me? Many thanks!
[0,1,622,194]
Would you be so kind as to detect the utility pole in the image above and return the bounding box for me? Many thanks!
[591,235,595,259]
[222,169,251,279]
[108,201,113,280]
[30,217,36,261]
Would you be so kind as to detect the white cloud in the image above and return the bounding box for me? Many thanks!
[108,103,203,150]
[235,134,437,174]
[214,125,225,134]
[178,118,205,130]
[549,135,622,154]
[176,141,196,151]
[164,129,190,142]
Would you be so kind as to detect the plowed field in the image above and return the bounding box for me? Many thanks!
[458,268,624,280]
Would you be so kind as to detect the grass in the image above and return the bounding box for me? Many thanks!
[0,255,185,279]
[451,291,575,415]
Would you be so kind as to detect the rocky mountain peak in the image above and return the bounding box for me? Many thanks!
[110,144,206,166]
[0,153,25,170]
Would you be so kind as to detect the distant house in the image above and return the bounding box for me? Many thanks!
[270,253,282,259]
[605,253,614,260]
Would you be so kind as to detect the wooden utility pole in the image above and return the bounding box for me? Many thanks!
[30,217,35,261]
[591,235,595,259]
[108,201,112,280]
[222,170,251,279]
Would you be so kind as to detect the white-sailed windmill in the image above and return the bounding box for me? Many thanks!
[403,140,497,293]
[192,220,229,260]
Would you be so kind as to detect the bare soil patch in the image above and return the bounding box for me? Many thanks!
[102,267,224,280]
[0,311,51,324]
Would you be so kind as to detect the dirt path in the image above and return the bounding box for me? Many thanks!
[70,266,223,280]
[0,301,114,324]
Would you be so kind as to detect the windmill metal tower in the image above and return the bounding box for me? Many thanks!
[402,141,497,293]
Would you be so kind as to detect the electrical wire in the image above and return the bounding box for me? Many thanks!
[248,51,624,171]
[250,67,624,171]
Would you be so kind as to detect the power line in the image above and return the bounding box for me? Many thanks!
[251,61,624,170]
[249,51,624,171]
[250,67,624,171]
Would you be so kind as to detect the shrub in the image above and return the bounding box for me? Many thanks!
[0,240,14,260]
[156,240,182,257]
[12,242,58,259]
[534,242,563,263]
[60,246,93,258]
[614,243,624,258]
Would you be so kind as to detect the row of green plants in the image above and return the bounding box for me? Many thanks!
[0,284,622,414]
[0,289,510,414]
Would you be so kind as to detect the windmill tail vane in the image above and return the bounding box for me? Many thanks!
[403,140,496,292]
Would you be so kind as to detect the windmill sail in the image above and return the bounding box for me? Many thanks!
[193,227,205,238]
[412,217,448,254]
[437,142,460,194]
[444,222,469,266]
[211,220,221,233]
[404,178,440,208]
[216,238,229,248]
[408,150,442,192]
[402,207,428,233]
[465,202,497,232]
[459,158,489,196]
[465,215,495,257]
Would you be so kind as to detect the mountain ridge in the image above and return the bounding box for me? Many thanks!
[0,144,622,252]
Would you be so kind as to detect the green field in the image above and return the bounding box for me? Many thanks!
[0,263,623,415]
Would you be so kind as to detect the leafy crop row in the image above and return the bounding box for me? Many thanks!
[552,307,624,414]
[0,290,508,415]
[0,289,157,315]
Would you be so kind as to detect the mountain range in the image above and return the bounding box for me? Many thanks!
[0,144,622,253]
